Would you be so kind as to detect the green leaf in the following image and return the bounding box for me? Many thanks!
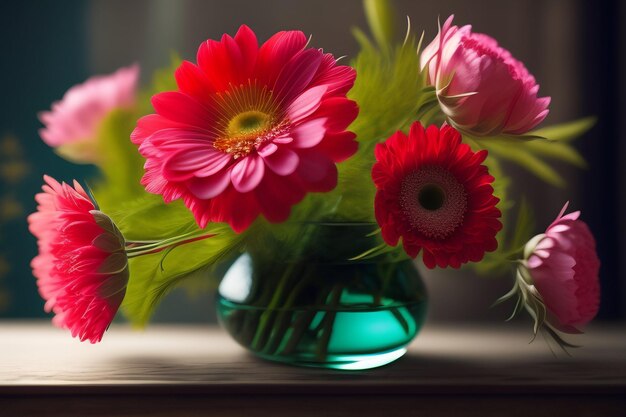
[472,193,534,276]
[352,27,376,52]
[522,139,587,168]
[121,222,243,327]
[529,116,596,142]
[107,184,244,326]
[363,0,396,49]
[105,194,196,240]
[469,138,566,187]
[463,116,594,187]
[510,198,535,251]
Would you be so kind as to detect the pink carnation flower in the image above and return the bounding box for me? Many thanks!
[39,64,140,163]
[420,16,550,136]
[28,175,129,343]
[132,25,358,232]
[523,203,600,330]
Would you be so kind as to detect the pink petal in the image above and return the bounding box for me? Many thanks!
[292,118,327,148]
[261,147,300,176]
[257,142,278,157]
[187,168,232,199]
[131,114,203,145]
[310,53,356,97]
[274,49,323,103]
[287,85,327,123]
[273,136,293,144]
[256,30,307,85]
[163,148,231,181]
[230,155,265,193]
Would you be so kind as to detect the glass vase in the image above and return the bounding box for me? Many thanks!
[216,223,427,370]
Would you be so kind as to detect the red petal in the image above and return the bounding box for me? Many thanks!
[152,92,212,128]
[234,25,258,78]
[256,30,307,86]
[175,60,215,103]
[312,97,358,132]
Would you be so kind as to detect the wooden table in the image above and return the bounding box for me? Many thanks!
[1,321,625,416]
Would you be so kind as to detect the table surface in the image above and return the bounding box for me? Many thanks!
[1,321,625,416]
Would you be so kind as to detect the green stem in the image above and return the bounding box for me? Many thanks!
[251,262,298,351]
[315,284,343,362]
[263,266,315,355]
[281,310,317,356]
[126,231,214,258]
[282,284,335,356]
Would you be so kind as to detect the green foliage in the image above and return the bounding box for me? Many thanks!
[484,154,512,251]
[466,118,593,274]
[473,198,535,275]
[122,222,243,327]
[531,116,596,142]
[328,33,434,221]
[105,194,194,240]
[112,189,243,327]
[482,154,512,216]
[91,110,146,210]
[478,139,568,187]
[363,0,397,49]
[465,117,595,187]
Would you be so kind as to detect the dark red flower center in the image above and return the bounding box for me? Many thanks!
[418,184,446,211]
[399,166,467,240]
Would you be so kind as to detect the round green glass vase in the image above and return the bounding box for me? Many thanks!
[216,223,428,370]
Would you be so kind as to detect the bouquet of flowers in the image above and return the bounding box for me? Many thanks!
[29,1,599,369]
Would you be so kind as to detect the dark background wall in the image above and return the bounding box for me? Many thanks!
[0,0,623,323]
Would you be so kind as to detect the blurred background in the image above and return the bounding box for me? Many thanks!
[0,0,623,324]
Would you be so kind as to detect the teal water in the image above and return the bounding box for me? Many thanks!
[217,294,427,370]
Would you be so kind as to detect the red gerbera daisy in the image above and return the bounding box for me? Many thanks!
[132,25,358,232]
[372,122,502,268]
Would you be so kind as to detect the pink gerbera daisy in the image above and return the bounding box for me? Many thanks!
[420,15,550,137]
[39,64,139,163]
[522,203,600,331]
[28,175,129,343]
[132,25,358,232]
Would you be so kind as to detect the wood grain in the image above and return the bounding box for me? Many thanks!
[1,321,625,416]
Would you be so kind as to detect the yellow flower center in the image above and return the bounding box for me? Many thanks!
[214,111,276,159]
[211,81,290,159]
[227,110,271,136]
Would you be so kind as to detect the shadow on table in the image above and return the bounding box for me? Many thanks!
[107,348,626,391]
